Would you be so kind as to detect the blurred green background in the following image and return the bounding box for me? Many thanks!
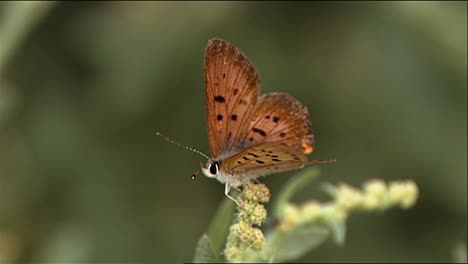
[0,1,466,263]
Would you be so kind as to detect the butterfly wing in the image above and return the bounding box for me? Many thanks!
[236,92,315,155]
[220,142,308,181]
[204,38,261,159]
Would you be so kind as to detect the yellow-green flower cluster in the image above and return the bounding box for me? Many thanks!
[360,179,419,210]
[241,184,271,203]
[224,184,270,263]
[387,180,419,209]
[278,179,418,232]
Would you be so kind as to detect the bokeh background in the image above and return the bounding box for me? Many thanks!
[0,1,466,263]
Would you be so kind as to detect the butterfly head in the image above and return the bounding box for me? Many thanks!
[201,159,221,179]
[200,159,243,188]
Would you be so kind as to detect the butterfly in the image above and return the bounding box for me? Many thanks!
[157,38,334,205]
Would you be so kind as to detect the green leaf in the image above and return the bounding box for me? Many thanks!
[207,196,236,255]
[327,217,346,246]
[273,167,320,217]
[193,234,218,263]
[263,225,330,262]
[321,182,338,198]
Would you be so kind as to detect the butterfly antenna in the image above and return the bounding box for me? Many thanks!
[191,170,200,180]
[155,132,210,160]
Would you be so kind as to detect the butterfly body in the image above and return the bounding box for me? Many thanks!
[199,38,334,204]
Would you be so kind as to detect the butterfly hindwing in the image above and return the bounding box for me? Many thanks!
[220,142,308,180]
[236,92,315,155]
[204,38,261,159]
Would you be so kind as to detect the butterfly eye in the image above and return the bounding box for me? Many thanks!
[209,161,219,175]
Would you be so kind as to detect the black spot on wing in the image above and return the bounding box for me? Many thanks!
[252,128,267,137]
[217,114,223,120]
[214,96,225,103]
[256,160,265,164]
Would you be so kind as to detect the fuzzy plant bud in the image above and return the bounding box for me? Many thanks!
[335,184,363,210]
[250,228,265,251]
[389,180,418,209]
[242,183,271,203]
[362,179,387,210]
[300,201,322,223]
[224,183,270,262]
[223,245,239,262]
[278,203,301,232]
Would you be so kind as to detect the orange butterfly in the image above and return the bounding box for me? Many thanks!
[158,38,334,204]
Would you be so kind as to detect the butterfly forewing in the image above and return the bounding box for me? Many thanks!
[202,38,328,197]
[236,92,315,155]
[204,39,261,159]
[220,142,308,180]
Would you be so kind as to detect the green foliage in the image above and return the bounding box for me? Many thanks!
[206,197,237,256]
[193,197,236,262]
[272,167,320,218]
[194,168,420,263]
[193,234,218,263]
[262,225,329,262]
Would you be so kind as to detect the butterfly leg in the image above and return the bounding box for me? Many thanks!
[241,179,256,190]
[232,184,243,193]
[253,178,262,185]
[225,183,240,206]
